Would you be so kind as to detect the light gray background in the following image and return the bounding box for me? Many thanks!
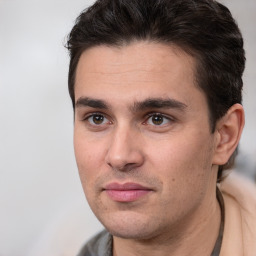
[0,0,255,255]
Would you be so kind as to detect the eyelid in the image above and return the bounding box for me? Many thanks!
[81,111,108,120]
[82,112,113,126]
[80,111,175,126]
[144,112,175,122]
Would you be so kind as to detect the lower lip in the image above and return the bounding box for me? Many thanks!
[105,190,151,202]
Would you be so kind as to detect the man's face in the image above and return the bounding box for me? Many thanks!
[74,42,219,240]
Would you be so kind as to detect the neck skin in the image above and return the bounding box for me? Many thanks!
[113,171,221,256]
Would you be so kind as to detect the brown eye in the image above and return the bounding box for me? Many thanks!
[87,114,108,125]
[152,115,164,125]
[92,114,104,124]
[147,114,170,126]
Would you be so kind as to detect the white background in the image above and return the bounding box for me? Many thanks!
[0,0,255,255]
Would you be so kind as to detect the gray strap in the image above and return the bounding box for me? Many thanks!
[211,187,225,256]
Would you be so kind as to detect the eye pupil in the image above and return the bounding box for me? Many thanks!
[152,115,163,125]
[93,115,104,124]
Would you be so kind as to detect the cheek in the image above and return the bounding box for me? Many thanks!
[74,130,104,183]
[149,135,214,214]
[148,131,214,187]
[74,139,102,205]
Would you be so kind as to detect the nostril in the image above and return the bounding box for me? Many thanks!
[106,152,144,172]
[110,163,138,172]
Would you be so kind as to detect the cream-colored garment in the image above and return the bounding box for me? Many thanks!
[219,172,256,256]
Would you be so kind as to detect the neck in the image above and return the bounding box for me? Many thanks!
[113,186,221,256]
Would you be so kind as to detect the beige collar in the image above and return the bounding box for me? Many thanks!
[219,173,256,256]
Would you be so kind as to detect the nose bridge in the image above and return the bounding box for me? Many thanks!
[105,123,144,170]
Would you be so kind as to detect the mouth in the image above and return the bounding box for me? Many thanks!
[103,182,153,202]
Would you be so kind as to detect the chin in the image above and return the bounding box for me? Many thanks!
[98,211,161,240]
[107,226,156,240]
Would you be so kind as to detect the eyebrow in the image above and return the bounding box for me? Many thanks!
[131,98,187,112]
[75,96,187,112]
[75,97,109,109]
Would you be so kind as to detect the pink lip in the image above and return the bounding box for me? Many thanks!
[104,182,152,202]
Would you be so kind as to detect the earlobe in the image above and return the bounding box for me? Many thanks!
[212,104,245,166]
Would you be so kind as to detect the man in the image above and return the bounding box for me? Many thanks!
[66,0,256,255]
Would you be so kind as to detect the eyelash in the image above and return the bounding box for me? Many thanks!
[143,113,174,126]
[82,112,174,128]
[82,112,112,126]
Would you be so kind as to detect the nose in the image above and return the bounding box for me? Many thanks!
[105,125,144,171]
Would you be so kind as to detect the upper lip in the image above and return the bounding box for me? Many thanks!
[104,182,152,191]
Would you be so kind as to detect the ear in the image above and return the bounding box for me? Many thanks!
[212,104,245,166]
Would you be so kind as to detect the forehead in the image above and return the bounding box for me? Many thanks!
[77,41,195,71]
[76,42,196,82]
[74,41,205,109]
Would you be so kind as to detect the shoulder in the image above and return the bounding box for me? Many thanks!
[77,230,112,256]
[219,172,256,256]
